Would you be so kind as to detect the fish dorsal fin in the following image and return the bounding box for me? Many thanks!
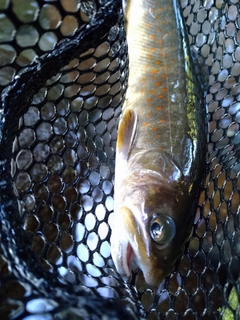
[117,108,137,161]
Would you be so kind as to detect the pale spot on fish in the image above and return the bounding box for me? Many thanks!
[149,8,155,19]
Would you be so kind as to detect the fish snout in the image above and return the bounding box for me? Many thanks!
[110,207,137,278]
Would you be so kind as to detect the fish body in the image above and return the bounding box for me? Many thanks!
[111,0,206,286]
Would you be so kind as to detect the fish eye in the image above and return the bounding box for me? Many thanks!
[150,214,176,245]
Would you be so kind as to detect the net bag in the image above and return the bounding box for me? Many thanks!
[0,0,239,319]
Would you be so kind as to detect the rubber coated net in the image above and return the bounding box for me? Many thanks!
[0,0,239,319]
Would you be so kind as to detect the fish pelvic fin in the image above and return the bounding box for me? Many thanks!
[117,108,137,161]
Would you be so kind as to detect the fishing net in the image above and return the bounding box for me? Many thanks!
[0,0,239,319]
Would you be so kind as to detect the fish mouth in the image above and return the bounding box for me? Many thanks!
[111,206,150,280]
[115,242,135,278]
[126,242,135,274]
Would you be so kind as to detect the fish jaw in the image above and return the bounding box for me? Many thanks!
[110,206,157,284]
[111,239,134,279]
[111,207,142,278]
[110,206,136,278]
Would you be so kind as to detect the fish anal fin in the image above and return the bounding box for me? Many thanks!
[117,108,137,161]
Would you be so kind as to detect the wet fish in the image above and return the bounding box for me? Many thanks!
[110,0,206,287]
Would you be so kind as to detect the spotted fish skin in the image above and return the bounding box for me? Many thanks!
[124,0,205,165]
[110,0,206,287]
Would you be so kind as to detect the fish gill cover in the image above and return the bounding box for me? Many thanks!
[0,0,239,319]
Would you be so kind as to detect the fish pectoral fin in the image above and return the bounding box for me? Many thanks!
[117,108,137,161]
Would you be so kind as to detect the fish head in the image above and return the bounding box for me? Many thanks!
[111,149,198,287]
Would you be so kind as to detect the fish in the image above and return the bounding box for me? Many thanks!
[110,0,207,287]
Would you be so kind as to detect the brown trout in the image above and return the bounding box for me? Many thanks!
[110,0,206,287]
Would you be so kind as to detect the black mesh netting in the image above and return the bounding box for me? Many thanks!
[0,0,240,319]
